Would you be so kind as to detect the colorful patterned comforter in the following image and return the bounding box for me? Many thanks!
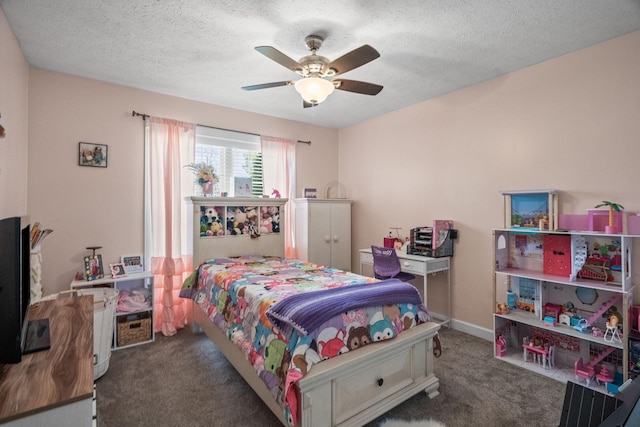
[180,255,432,426]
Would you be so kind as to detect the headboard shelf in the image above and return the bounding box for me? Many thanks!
[186,197,288,267]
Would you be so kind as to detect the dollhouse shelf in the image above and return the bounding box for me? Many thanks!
[496,268,625,292]
[493,227,638,390]
[495,310,623,349]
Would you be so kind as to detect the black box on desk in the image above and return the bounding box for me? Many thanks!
[407,220,456,258]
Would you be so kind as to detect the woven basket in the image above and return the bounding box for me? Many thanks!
[117,311,151,347]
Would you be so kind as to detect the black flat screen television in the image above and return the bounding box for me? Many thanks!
[0,216,33,364]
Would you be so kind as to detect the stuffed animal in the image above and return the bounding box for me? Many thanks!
[271,212,280,232]
[226,208,237,235]
[496,303,510,314]
[235,207,247,225]
[260,217,272,234]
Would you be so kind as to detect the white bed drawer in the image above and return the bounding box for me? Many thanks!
[333,348,413,424]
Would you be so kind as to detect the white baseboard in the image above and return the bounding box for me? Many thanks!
[447,317,493,342]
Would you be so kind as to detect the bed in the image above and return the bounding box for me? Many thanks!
[183,197,441,427]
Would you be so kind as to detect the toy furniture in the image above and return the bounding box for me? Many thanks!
[543,235,572,276]
[370,245,416,282]
[597,365,615,386]
[495,335,507,357]
[575,358,596,386]
[543,303,563,321]
[573,318,591,333]
[523,343,551,369]
[547,345,556,368]
[559,313,572,326]
[604,323,622,342]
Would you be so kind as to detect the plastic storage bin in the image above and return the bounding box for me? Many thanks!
[82,287,118,379]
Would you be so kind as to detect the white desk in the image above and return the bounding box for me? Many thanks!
[359,248,451,325]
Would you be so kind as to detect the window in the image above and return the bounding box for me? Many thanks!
[194,125,263,197]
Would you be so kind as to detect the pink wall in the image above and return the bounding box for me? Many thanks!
[0,9,29,218]
[5,0,639,332]
[339,31,640,332]
[27,70,339,295]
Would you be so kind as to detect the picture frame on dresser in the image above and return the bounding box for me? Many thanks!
[84,254,104,281]
[110,262,128,278]
[121,254,144,274]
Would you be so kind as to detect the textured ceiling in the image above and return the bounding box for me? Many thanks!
[2,0,640,129]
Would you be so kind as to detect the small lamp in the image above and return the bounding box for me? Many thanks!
[294,77,335,104]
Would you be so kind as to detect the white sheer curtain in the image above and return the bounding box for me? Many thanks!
[260,136,296,258]
[146,117,195,336]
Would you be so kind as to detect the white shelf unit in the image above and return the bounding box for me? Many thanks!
[71,271,154,349]
[493,228,637,391]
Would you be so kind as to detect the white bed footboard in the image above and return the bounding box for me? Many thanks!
[193,302,439,427]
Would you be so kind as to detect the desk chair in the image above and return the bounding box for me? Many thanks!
[371,245,416,282]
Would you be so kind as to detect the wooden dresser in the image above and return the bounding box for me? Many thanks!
[0,295,94,426]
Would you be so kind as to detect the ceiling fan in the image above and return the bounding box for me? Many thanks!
[242,35,383,107]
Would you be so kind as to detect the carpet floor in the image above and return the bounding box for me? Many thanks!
[96,326,565,427]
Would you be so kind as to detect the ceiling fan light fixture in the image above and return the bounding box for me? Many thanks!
[294,77,335,104]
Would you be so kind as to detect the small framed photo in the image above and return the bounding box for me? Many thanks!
[234,177,253,197]
[84,254,104,281]
[304,188,317,198]
[121,254,144,274]
[109,263,128,278]
[79,142,108,168]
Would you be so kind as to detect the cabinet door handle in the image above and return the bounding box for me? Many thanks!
[377,378,384,387]
[324,236,331,243]
[333,235,339,243]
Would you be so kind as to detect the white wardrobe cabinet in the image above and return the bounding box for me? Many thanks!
[294,198,353,271]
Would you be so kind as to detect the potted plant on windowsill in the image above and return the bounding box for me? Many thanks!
[595,201,624,234]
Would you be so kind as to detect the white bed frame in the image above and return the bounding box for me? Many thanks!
[187,197,440,427]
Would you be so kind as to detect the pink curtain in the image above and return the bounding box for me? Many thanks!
[260,136,296,258]
[147,117,195,336]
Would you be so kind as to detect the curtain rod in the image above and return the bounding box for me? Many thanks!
[131,110,311,145]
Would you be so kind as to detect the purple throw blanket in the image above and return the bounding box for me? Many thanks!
[266,279,424,336]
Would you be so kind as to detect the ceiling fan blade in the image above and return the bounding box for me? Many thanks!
[255,46,302,72]
[242,81,293,91]
[333,79,383,95]
[326,45,380,76]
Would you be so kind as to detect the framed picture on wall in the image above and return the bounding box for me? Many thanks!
[79,142,108,168]
[121,254,144,274]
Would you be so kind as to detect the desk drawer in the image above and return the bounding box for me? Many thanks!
[400,259,426,275]
[425,258,449,273]
[360,252,374,264]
